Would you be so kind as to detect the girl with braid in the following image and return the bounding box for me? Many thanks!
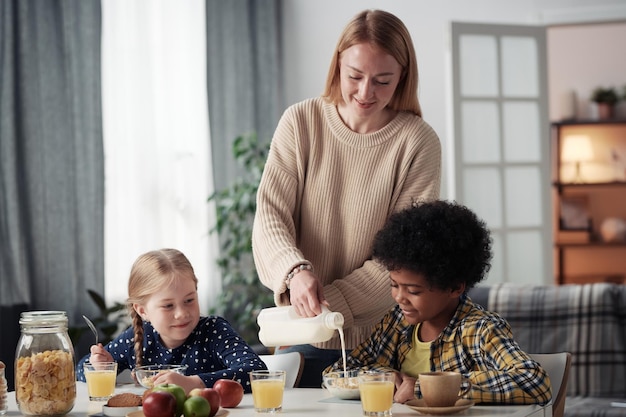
[76,248,266,393]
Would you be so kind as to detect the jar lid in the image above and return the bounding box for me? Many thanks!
[19,311,68,326]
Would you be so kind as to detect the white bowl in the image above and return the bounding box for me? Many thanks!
[322,370,360,400]
[102,405,141,417]
[134,364,187,388]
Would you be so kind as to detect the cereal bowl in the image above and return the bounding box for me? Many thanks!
[134,364,188,388]
[322,369,360,400]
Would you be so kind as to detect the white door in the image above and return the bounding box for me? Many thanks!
[450,22,551,285]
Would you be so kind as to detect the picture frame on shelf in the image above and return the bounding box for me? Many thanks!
[560,196,591,231]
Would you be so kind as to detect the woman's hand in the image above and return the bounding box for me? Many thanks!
[150,372,204,394]
[89,343,114,363]
[288,270,327,317]
[394,372,417,404]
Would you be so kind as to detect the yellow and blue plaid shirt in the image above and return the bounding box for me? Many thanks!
[325,294,552,405]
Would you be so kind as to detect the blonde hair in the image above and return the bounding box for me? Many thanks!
[126,248,198,366]
[322,9,422,117]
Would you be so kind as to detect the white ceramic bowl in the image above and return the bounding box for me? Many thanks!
[102,405,141,417]
[134,364,188,388]
[322,370,360,400]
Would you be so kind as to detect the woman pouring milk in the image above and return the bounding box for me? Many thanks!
[251,9,441,387]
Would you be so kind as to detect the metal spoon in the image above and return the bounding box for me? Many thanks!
[82,315,99,345]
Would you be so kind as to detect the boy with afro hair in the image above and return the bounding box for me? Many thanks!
[324,200,552,405]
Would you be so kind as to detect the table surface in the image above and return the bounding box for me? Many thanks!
[5,382,552,417]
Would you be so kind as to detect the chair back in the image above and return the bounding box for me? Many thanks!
[259,352,304,389]
[530,352,572,417]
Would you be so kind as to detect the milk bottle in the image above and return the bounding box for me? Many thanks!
[257,305,344,346]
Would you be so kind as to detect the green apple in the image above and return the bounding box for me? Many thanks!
[153,383,187,417]
[183,396,211,417]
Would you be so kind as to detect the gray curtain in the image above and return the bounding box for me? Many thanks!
[205,0,283,191]
[0,0,103,387]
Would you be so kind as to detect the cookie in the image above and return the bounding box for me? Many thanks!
[106,392,143,407]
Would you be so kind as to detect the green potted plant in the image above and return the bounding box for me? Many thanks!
[208,132,274,347]
[590,87,619,120]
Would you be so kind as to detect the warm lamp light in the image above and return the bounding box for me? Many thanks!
[562,135,594,183]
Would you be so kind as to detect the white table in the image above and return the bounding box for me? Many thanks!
[5,382,552,417]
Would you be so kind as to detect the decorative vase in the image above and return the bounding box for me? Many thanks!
[600,217,626,243]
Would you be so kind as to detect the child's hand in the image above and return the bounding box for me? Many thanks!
[394,372,417,404]
[150,372,204,395]
[89,343,114,363]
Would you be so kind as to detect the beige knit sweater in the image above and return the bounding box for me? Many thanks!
[252,97,441,350]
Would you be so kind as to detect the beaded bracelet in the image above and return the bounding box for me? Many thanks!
[285,264,312,289]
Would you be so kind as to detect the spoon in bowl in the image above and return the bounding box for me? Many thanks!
[82,315,99,345]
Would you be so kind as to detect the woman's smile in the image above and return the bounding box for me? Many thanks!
[355,97,375,108]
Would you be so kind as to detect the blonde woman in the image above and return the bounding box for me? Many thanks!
[252,9,441,387]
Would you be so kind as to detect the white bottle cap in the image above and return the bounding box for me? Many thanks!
[325,312,344,330]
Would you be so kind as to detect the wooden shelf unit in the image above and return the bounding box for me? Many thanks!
[552,120,626,285]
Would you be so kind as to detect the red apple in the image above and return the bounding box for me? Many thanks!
[152,383,187,417]
[142,388,154,404]
[142,390,177,417]
[188,388,221,417]
[212,379,244,408]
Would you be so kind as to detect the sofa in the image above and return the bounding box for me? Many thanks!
[468,283,626,417]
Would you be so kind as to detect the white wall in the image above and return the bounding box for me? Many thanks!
[548,22,626,121]
[280,0,626,199]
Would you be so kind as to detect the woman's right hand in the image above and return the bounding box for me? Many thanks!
[89,343,113,363]
[289,270,328,317]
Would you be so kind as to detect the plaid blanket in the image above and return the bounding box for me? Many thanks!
[484,283,626,398]
[565,397,626,417]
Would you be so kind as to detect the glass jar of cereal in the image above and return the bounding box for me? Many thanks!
[15,311,76,416]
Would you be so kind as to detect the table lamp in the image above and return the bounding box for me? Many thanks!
[562,134,593,183]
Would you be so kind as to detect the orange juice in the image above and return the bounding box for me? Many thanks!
[359,380,394,413]
[251,379,284,409]
[85,370,116,399]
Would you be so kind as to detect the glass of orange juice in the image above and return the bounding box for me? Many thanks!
[358,370,394,417]
[249,370,286,413]
[84,362,117,401]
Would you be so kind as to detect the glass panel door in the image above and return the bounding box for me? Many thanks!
[451,22,551,285]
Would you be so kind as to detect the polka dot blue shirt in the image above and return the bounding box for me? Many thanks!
[76,316,266,392]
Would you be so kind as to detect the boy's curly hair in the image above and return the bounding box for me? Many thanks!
[371,200,492,291]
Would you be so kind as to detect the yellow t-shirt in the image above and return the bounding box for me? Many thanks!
[400,324,431,378]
